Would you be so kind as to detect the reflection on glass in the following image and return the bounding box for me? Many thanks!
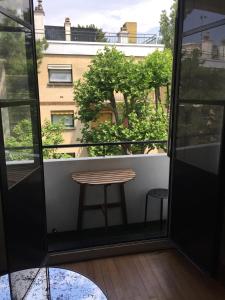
[10,268,40,300]
[0,14,35,101]
[0,268,107,300]
[176,104,223,174]
[0,0,30,24]
[1,106,39,188]
[0,274,10,299]
[180,25,225,100]
[184,0,225,32]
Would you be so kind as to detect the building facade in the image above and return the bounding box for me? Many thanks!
[34,1,164,156]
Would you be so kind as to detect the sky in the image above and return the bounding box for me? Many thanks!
[34,0,174,34]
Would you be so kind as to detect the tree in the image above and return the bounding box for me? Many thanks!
[77,24,107,42]
[144,50,173,110]
[5,119,70,160]
[36,38,48,70]
[0,16,48,100]
[159,0,177,50]
[81,105,168,156]
[74,47,171,156]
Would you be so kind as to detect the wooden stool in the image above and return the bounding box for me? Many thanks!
[144,188,168,229]
[72,169,136,231]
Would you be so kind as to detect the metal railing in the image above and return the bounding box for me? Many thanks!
[42,140,168,157]
[42,140,167,149]
[45,29,159,45]
[5,140,168,157]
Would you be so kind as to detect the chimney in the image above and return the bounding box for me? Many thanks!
[201,32,213,59]
[124,22,137,44]
[117,24,129,44]
[34,0,45,40]
[64,17,71,41]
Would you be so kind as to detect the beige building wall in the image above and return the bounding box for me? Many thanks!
[38,55,93,156]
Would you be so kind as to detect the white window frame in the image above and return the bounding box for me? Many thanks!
[48,64,73,83]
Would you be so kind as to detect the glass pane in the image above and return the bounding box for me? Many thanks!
[0,0,30,24]
[9,268,40,300]
[184,0,225,32]
[0,13,36,101]
[0,193,7,273]
[0,274,10,299]
[2,105,40,188]
[25,268,48,300]
[52,113,74,128]
[180,25,225,101]
[176,104,223,174]
[49,69,72,83]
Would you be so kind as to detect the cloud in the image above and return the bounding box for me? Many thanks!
[34,0,173,33]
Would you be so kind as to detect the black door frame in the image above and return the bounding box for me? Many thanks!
[0,1,47,272]
[168,0,225,276]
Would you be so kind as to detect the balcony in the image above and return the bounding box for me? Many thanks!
[44,27,160,45]
[40,141,170,252]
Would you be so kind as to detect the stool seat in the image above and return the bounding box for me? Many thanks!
[147,188,168,199]
[144,188,168,229]
[72,169,136,231]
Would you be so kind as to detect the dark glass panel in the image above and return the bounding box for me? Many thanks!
[176,104,223,174]
[0,193,7,274]
[184,0,225,32]
[0,0,30,24]
[0,14,36,101]
[180,26,225,100]
[1,105,40,188]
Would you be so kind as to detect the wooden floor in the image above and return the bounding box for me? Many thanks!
[63,250,225,300]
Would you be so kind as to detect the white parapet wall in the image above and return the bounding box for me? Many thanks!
[45,41,164,57]
[44,154,170,233]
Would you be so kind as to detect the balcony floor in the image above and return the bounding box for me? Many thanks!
[48,221,167,252]
[62,250,225,300]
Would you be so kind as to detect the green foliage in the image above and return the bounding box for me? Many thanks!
[159,0,177,50]
[36,38,48,71]
[0,16,48,100]
[0,17,28,76]
[144,50,173,108]
[6,119,33,161]
[82,105,168,156]
[77,24,107,42]
[41,120,71,159]
[74,47,172,156]
[74,47,132,124]
[144,50,173,88]
[5,119,70,160]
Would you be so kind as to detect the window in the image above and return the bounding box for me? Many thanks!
[48,65,72,83]
[51,111,74,129]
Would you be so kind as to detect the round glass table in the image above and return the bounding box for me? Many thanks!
[0,267,107,299]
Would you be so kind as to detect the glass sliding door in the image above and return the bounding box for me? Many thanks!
[0,1,47,272]
[170,0,225,273]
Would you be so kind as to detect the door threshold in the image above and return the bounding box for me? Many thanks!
[47,238,174,265]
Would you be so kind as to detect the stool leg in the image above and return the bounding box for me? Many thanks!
[77,184,85,231]
[160,197,163,231]
[104,185,108,230]
[144,194,149,226]
[120,183,128,225]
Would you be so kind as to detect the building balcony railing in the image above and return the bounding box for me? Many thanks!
[45,29,160,45]
[42,139,168,156]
